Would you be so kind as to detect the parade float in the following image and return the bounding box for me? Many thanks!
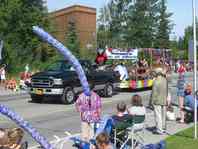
[96,48,154,90]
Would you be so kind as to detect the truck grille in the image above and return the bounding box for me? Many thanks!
[31,78,53,88]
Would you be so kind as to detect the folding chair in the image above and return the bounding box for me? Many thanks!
[112,115,146,149]
[129,115,145,149]
[112,115,133,149]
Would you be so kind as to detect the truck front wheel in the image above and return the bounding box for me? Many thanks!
[104,83,113,97]
[61,87,75,104]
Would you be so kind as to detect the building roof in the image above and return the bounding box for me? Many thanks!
[49,5,96,18]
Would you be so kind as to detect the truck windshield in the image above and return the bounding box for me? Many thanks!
[46,61,75,71]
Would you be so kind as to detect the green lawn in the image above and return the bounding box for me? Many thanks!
[166,125,198,149]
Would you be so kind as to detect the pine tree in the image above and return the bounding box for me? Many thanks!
[155,0,173,48]
[126,0,160,48]
[110,0,132,41]
[97,4,112,48]
[65,21,80,57]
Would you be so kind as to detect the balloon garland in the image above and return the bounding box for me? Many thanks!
[0,26,93,149]
[0,105,53,149]
[32,26,91,96]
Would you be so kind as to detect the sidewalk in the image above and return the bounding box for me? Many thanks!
[0,86,28,98]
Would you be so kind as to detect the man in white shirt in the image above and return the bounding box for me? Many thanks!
[114,63,129,81]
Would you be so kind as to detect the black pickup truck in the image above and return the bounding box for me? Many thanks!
[29,60,119,104]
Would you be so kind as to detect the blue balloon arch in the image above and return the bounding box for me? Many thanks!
[0,26,92,149]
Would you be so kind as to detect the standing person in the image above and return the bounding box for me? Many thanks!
[175,60,180,72]
[142,59,148,68]
[24,64,30,79]
[0,64,6,85]
[25,64,29,73]
[177,64,186,123]
[75,91,102,142]
[114,63,129,81]
[176,63,186,123]
[150,67,168,134]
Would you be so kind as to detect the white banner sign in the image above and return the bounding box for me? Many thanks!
[106,48,138,60]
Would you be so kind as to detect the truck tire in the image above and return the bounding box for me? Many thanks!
[104,83,113,97]
[31,95,43,103]
[61,87,75,104]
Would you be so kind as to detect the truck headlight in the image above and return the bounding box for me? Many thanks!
[53,79,63,85]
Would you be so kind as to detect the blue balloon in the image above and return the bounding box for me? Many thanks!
[32,26,91,96]
[0,105,54,149]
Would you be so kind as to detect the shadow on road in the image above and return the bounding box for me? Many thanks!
[119,87,152,93]
[28,97,64,105]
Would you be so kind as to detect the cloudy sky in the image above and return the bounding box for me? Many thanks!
[47,0,198,38]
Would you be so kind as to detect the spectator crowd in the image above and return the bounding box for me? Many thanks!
[0,60,197,149]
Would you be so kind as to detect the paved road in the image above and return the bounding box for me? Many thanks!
[0,91,152,147]
[0,72,197,148]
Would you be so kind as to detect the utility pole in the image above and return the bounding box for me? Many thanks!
[192,0,197,139]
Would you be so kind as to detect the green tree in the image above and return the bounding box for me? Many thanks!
[126,0,160,47]
[97,0,132,47]
[179,19,198,60]
[97,0,173,49]
[155,0,173,48]
[108,0,131,40]
[97,0,161,48]
[0,0,51,73]
[97,4,112,48]
[177,37,184,50]
[65,21,80,57]
[169,39,179,59]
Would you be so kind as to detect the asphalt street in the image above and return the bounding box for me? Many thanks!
[0,72,197,147]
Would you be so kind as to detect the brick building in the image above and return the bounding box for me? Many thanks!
[49,5,96,51]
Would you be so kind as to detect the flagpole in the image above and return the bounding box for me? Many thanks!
[192,0,197,139]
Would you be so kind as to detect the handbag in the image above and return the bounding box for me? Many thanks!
[166,111,176,121]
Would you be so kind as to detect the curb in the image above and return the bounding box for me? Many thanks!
[0,92,30,101]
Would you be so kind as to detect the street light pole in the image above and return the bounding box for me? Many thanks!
[192,0,197,139]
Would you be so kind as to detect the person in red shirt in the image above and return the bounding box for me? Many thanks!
[95,49,107,65]
[177,63,186,74]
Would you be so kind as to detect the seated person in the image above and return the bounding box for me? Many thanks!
[184,84,198,110]
[0,128,8,146]
[0,128,28,149]
[111,102,132,144]
[128,94,146,116]
[128,95,146,130]
[5,78,17,91]
[91,132,114,149]
[112,102,130,125]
